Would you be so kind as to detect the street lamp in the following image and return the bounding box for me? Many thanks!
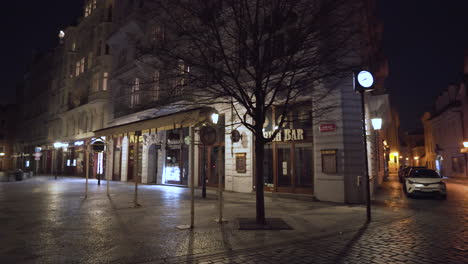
[371,118,382,130]
[178,110,220,229]
[53,142,66,179]
[354,70,375,223]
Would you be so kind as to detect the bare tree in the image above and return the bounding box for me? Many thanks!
[136,0,365,225]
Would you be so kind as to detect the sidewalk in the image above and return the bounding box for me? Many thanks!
[0,175,414,264]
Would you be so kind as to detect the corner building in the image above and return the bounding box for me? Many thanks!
[92,0,389,204]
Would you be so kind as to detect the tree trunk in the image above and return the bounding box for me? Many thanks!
[254,131,266,225]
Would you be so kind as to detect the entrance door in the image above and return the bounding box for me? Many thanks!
[199,145,225,187]
[127,145,134,181]
[147,144,159,183]
[261,142,314,194]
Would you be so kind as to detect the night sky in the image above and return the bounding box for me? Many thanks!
[1,0,467,131]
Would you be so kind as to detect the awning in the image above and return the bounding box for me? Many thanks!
[94,107,211,136]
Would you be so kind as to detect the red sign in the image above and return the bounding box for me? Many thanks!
[319,124,336,132]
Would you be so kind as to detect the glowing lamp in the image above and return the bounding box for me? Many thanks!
[371,118,382,130]
[58,30,65,39]
[414,156,419,160]
[211,113,219,124]
[0,153,5,156]
[463,142,468,148]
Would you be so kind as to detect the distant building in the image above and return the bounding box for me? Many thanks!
[0,104,17,171]
[422,51,468,178]
[15,0,115,177]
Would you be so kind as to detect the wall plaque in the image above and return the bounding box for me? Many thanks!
[235,153,247,173]
[321,149,337,174]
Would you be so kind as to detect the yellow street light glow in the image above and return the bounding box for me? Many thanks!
[0,153,5,156]
[399,156,403,158]
[414,156,419,160]
[392,152,399,157]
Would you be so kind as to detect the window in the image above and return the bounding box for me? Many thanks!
[153,71,160,100]
[102,72,108,91]
[92,74,99,91]
[75,61,80,76]
[131,78,141,108]
[152,25,165,44]
[69,63,74,78]
[72,42,76,52]
[107,6,113,21]
[88,52,93,69]
[97,40,102,56]
[176,60,188,95]
[80,58,85,73]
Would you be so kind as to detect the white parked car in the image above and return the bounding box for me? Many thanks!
[404,169,447,199]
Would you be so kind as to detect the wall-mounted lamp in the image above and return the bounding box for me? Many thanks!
[211,113,219,124]
[463,142,468,148]
[371,118,382,130]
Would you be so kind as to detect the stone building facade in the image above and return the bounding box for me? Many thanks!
[16,0,389,204]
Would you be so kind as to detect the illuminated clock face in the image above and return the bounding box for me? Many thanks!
[357,71,374,88]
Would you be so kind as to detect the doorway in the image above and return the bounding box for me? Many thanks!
[199,145,225,188]
[147,144,160,184]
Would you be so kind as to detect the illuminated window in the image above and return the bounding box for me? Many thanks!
[67,159,71,166]
[72,42,76,52]
[102,72,108,91]
[75,61,80,76]
[26,160,30,167]
[73,159,77,166]
[80,58,85,73]
[93,0,97,10]
[97,152,103,174]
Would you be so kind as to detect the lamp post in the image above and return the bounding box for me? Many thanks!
[177,111,219,229]
[371,117,382,202]
[354,70,375,223]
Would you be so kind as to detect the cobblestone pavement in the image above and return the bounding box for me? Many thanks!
[0,176,466,263]
[159,177,468,264]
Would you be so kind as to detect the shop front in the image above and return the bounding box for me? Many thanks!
[94,107,215,186]
[260,106,314,194]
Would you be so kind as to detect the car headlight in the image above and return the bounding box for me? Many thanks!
[413,184,424,187]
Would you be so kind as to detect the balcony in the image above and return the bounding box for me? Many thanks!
[114,89,192,119]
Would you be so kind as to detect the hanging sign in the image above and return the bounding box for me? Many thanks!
[92,141,105,152]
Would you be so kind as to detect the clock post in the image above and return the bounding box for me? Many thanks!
[354,70,374,223]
